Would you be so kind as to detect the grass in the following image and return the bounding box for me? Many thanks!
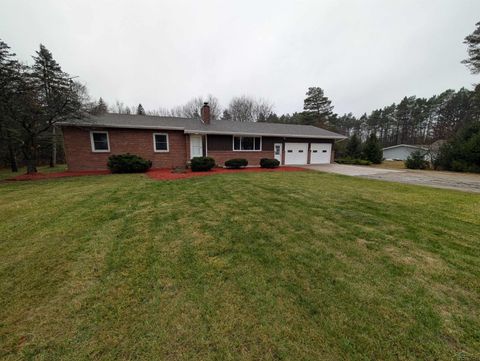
[0,171,479,360]
[0,164,67,180]
[371,160,407,170]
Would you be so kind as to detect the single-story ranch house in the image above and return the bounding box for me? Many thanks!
[382,144,428,161]
[60,103,346,171]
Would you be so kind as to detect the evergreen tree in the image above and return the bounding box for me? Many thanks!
[136,103,145,115]
[303,87,334,126]
[90,97,108,115]
[462,21,480,74]
[22,44,83,173]
[345,133,362,159]
[266,113,279,123]
[362,133,383,164]
[221,109,232,121]
[0,39,21,172]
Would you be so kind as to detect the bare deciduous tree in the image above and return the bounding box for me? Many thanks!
[171,95,221,119]
[227,95,273,122]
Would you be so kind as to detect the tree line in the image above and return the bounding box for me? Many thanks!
[1,20,479,173]
[0,41,87,173]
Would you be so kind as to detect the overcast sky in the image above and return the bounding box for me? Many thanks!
[1,0,479,116]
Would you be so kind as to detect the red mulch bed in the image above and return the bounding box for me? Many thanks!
[5,167,307,182]
[146,166,307,181]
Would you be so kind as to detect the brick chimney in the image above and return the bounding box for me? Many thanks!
[201,102,211,124]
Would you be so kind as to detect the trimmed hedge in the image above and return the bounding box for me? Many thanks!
[260,158,280,168]
[190,157,216,172]
[225,158,248,169]
[336,158,372,166]
[107,153,152,173]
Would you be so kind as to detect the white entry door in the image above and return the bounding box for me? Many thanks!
[310,143,332,164]
[190,135,203,159]
[284,143,308,165]
[274,143,282,164]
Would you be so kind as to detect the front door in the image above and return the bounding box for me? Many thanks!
[274,143,282,164]
[190,135,203,159]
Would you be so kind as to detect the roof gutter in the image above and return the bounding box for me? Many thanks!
[59,122,346,139]
[58,122,186,131]
[184,129,346,139]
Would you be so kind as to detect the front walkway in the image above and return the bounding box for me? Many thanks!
[301,164,480,193]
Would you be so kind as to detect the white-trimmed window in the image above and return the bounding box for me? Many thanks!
[233,136,262,151]
[90,131,110,152]
[153,133,169,152]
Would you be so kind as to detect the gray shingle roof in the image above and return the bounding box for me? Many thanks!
[60,113,346,139]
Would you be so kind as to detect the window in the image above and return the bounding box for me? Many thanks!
[153,133,169,152]
[90,131,110,152]
[233,136,261,151]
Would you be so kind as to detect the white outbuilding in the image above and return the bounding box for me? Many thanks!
[382,144,428,161]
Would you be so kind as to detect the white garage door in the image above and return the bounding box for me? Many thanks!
[310,143,332,164]
[285,143,308,165]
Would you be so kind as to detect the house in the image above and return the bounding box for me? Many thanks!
[60,103,346,171]
[382,144,428,161]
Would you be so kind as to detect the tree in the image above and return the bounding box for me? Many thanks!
[362,133,383,164]
[462,21,480,74]
[15,44,84,173]
[345,133,362,159]
[434,122,480,172]
[136,103,145,115]
[90,97,108,115]
[221,109,231,121]
[0,39,21,172]
[172,95,221,120]
[303,87,334,126]
[227,95,273,122]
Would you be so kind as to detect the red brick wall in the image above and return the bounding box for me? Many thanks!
[62,127,187,171]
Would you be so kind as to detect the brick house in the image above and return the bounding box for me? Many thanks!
[60,103,346,171]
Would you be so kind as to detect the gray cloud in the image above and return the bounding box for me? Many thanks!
[1,0,479,116]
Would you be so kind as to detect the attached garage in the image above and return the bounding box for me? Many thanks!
[310,143,332,164]
[284,143,308,165]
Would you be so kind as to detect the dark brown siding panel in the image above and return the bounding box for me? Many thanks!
[207,135,232,151]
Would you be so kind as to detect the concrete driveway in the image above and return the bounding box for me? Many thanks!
[302,164,480,193]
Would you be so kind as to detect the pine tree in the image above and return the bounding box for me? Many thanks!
[90,97,108,115]
[362,133,383,164]
[303,87,334,126]
[345,134,362,159]
[0,39,21,172]
[21,44,82,173]
[136,103,145,115]
[462,21,480,74]
[97,97,108,114]
[221,109,232,120]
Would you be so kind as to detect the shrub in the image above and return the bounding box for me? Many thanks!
[107,153,152,173]
[225,158,248,169]
[260,158,280,168]
[190,157,215,172]
[434,123,480,173]
[336,157,372,165]
[405,151,429,169]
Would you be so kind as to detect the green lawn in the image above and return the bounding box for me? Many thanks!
[0,164,67,181]
[0,171,479,360]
